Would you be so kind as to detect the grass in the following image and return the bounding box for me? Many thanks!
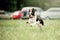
[0,19,60,40]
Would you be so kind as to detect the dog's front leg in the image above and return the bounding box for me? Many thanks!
[26,18,32,23]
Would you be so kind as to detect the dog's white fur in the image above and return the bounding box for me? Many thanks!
[28,16,36,26]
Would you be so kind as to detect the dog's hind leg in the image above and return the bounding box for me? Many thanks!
[36,16,44,26]
[36,22,42,31]
[38,24,43,31]
[39,19,44,26]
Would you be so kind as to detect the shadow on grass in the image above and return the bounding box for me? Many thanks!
[43,18,60,20]
[0,18,21,20]
[0,18,12,20]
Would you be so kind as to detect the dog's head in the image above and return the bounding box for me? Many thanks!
[28,8,35,18]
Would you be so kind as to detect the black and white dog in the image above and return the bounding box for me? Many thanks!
[27,8,44,30]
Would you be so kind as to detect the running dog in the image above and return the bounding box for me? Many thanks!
[27,8,44,30]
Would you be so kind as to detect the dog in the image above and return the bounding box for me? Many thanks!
[27,8,44,30]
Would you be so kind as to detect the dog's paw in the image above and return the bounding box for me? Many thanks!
[26,22,29,23]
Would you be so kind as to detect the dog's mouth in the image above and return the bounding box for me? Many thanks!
[29,15,33,18]
[29,16,33,18]
[29,15,35,18]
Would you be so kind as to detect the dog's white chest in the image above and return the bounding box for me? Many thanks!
[28,17,37,26]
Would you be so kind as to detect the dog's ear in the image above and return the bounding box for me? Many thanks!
[31,8,35,16]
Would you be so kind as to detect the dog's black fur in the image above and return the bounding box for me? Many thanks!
[36,16,44,25]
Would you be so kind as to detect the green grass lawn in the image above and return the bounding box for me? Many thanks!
[0,19,60,40]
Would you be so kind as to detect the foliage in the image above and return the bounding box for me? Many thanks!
[5,0,60,11]
[7,0,17,12]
